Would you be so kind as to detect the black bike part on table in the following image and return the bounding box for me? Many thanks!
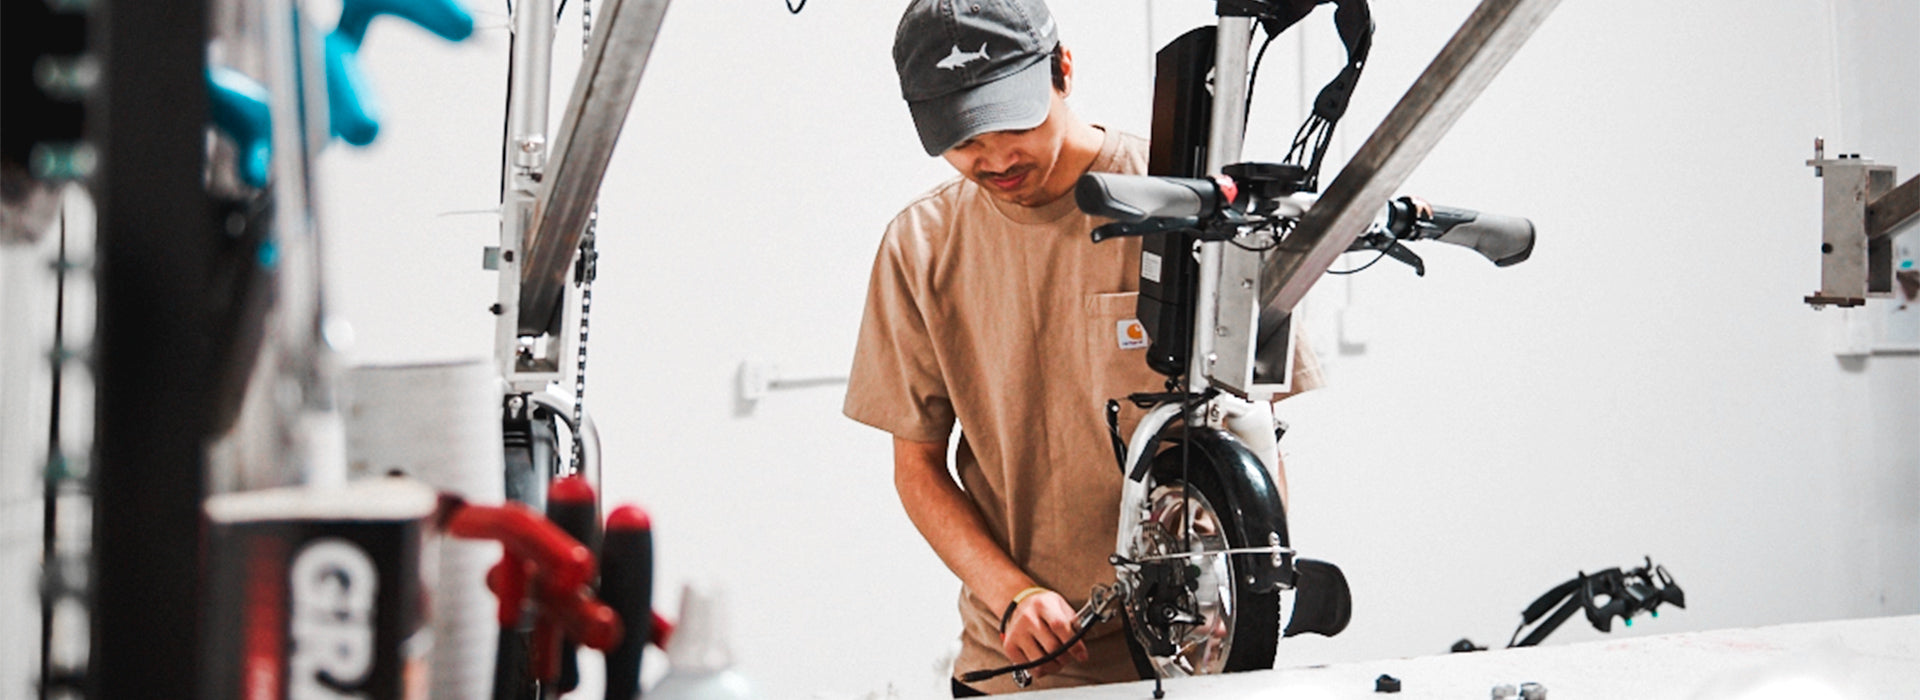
[1509,558,1683,648]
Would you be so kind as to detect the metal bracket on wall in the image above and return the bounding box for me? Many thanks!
[735,358,847,414]
[1807,138,1920,309]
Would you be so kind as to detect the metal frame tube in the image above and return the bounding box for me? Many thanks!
[518,0,671,336]
[1188,16,1253,394]
[1113,403,1186,562]
[527,391,603,499]
[495,0,557,386]
[506,0,555,177]
[88,0,213,693]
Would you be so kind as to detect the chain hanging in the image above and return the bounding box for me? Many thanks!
[570,0,597,473]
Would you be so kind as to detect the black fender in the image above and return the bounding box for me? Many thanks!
[1143,426,1354,637]
[1145,426,1294,593]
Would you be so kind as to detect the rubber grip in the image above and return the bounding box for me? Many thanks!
[546,476,600,693]
[1428,205,1535,266]
[1075,173,1222,223]
[601,506,654,700]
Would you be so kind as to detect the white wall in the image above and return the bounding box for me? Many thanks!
[319,0,1919,697]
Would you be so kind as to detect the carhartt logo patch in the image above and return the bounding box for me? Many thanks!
[1117,319,1149,350]
[936,43,990,70]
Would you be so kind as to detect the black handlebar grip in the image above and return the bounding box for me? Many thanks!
[601,505,654,700]
[1075,173,1223,223]
[546,476,600,693]
[1425,205,1535,267]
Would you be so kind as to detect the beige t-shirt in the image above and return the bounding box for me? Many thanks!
[845,128,1320,693]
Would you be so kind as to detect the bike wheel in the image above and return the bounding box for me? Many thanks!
[1122,443,1280,677]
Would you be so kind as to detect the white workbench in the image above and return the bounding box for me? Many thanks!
[1022,616,1920,700]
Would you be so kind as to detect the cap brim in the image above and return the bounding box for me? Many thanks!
[907,58,1052,157]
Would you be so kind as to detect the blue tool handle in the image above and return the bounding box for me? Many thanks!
[325,0,475,145]
[207,0,474,184]
[334,0,474,48]
[206,68,275,187]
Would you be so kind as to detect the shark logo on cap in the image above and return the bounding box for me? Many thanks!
[936,43,990,70]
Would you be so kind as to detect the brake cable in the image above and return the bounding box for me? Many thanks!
[1242,0,1373,193]
[570,0,598,475]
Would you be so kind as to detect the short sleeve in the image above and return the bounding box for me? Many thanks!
[843,220,956,444]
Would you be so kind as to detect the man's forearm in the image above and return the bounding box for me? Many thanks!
[892,437,1034,612]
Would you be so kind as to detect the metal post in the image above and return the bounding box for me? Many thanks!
[496,0,558,389]
[87,0,211,693]
[1188,15,1253,394]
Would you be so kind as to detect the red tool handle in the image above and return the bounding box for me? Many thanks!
[441,496,622,684]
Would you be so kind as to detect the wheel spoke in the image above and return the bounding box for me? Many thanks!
[1131,481,1242,676]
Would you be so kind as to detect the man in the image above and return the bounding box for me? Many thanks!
[845,0,1319,694]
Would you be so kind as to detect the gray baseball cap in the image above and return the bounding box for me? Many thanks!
[893,0,1059,156]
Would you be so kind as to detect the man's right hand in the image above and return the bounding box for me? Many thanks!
[1000,590,1089,679]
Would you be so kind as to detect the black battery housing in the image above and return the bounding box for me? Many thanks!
[1139,26,1217,378]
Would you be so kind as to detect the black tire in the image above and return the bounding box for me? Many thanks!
[1121,438,1280,677]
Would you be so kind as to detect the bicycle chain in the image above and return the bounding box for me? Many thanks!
[570,0,596,472]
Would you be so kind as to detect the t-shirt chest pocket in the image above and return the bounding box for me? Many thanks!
[1085,292,1169,445]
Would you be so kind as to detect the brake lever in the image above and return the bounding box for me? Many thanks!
[1091,217,1201,243]
[1381,241,1426,276]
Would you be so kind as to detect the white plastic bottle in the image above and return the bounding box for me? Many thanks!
[644,584,758,700]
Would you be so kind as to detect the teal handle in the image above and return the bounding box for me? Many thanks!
[334,0,475,47]
[208,0,474,184]
[326,0,475,145]
[206,67,274,187]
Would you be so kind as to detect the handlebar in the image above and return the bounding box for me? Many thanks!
[1074,168,1536,273]
[1076,172,1231,223]
[1385,197,1534,267]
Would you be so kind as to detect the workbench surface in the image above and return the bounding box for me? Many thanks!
[1022,615,1920,699]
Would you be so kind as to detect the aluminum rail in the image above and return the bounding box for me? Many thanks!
[1868,172,1920,240]
[495,0,555,384]
[1258,0,1560,317]
[518,0,671,336]
[1190,16,1254,393]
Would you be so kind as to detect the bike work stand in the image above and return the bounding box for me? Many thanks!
[491,0,669,500]
[489,2,666,697]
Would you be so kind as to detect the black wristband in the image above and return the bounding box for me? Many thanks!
[999,600,1019,634]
